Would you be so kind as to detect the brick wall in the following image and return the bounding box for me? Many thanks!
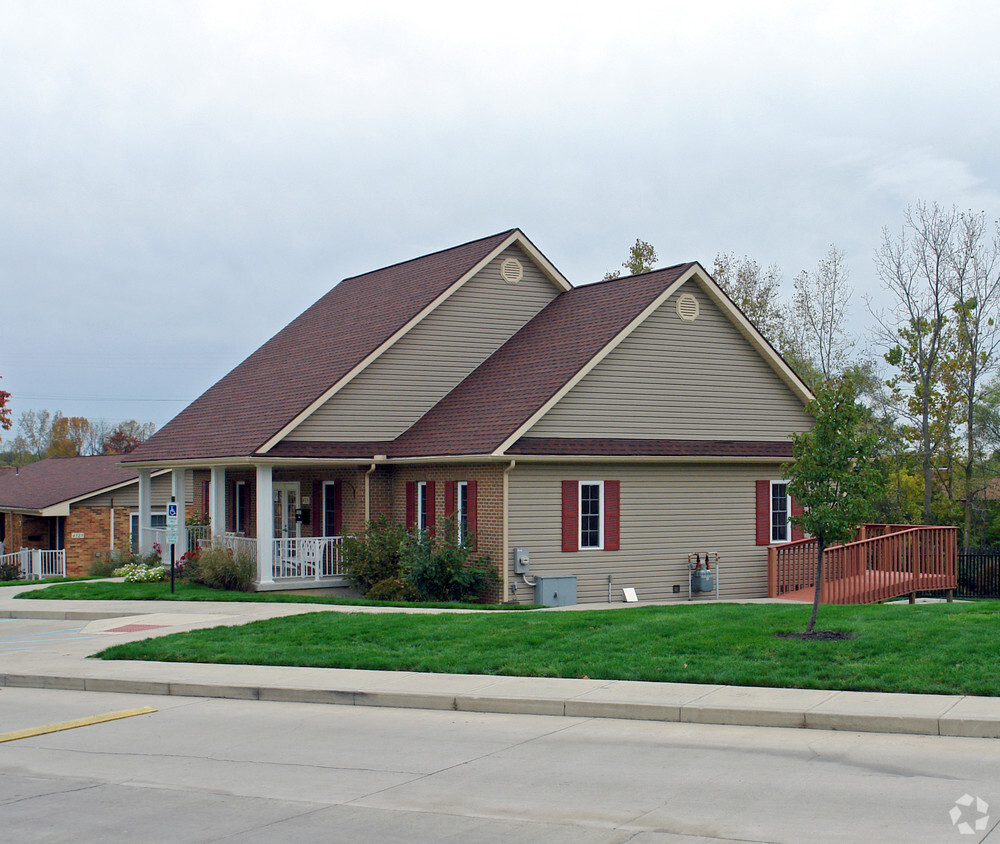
[64,505,130,577]
[385,463,505,600]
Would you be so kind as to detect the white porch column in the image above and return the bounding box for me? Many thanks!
[209,466,226,543]
[256,465,274,584]
[172,469,188,560]
[137,469,152,555]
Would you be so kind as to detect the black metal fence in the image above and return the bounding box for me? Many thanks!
[958,547,1000,598]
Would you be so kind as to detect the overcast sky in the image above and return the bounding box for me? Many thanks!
[3,1,999,434]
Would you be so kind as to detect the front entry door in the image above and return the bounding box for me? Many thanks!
[273,482,300,576]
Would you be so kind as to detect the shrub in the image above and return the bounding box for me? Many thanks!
[403,525,498,603]
[188,544,255,592]
[0,562,21,582]
[97,548,162,577]
[175,549,201,582]
[366,576,420,601]
[342,516,410,592]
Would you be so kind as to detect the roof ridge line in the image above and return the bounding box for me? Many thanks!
[572,261,695,291]
[340,228,519,283]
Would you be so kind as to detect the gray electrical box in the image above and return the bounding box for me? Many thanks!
[513,547,530,573]
[535,575,577,607]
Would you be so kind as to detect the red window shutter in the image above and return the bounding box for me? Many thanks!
[405,481,416,530]
[226,481,236,532]
[468,479,478,550]
[312,480,323,537]
[426,480,436,537]
[444,481,455,520]
[755,480,771,545]
[604,480,620,551]
[562,480,579,552]
[201,480,210,517]
[790,496,804,541]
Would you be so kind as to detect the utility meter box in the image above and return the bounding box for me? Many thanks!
[513,547,530,573]
[535,575,577,607]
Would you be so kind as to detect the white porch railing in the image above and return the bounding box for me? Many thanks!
[140,526,213,562]
[135,527,345,583]
[272,537,344,580]
[0,548,67,580]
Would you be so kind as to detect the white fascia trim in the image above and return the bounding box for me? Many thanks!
[514,232,573,292]
[691,264,814,406]
[492,265,702,455]
[256,230,564,454]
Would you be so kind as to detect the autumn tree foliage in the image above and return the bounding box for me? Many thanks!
[0,377,10,433]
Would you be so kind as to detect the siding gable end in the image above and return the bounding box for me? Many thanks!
[522,279,813,442]
[283,244,563,443]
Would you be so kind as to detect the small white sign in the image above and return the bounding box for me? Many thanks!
[71,532,85,539]
[165,526,179,544]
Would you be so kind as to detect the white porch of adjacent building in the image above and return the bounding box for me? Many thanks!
[135,466,345,589]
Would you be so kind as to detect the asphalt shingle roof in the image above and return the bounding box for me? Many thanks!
[0,456,140,511]
[125,229,517,463]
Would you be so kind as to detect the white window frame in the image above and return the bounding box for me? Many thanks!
[770,480,791,544]
[579,480,604,550]
[235,481,247,534]
[456,481,469,544]
[417,481,429,532]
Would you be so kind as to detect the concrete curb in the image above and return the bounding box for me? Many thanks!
[3,670,999,739]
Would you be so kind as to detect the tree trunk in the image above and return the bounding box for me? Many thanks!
[806,538,826,634]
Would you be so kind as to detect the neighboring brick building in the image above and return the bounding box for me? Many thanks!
[124,229,814,603]
[0,457,174,577]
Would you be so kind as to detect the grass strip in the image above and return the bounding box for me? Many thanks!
[0,576,100,588]
[14,580,534,610]
[96,601,1000,696]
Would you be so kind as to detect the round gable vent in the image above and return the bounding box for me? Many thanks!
[500,257,524,285]
[676,292,699,322]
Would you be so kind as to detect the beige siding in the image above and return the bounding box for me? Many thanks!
[81,472,177,508]
[285,245,561,442]
[507,462,780,604]
[524,280,812,441]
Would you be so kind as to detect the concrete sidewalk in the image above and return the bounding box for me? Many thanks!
[2,583,999,740]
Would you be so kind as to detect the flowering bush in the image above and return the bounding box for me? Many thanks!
[112,563,167,582]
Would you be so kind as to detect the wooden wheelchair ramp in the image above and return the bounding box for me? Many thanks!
[769,525,958,604]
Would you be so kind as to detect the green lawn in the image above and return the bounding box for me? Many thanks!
[96,601,1000,696]
[14,580,533,610]
[0,576,99,588]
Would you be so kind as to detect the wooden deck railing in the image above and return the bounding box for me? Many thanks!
[767,525,958,604]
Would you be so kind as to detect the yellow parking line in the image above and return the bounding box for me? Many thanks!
[0,706,157,743]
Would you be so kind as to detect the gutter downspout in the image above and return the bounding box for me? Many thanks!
[502,459,516,602]
[364,463,377,524]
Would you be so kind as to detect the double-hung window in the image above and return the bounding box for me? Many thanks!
[417,482,429,532]
[456,481,469,544]
[579,481,604,550]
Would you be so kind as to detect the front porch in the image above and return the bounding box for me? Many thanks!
[135,464,364,590]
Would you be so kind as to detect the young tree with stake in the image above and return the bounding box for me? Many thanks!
[786,373,884,634]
